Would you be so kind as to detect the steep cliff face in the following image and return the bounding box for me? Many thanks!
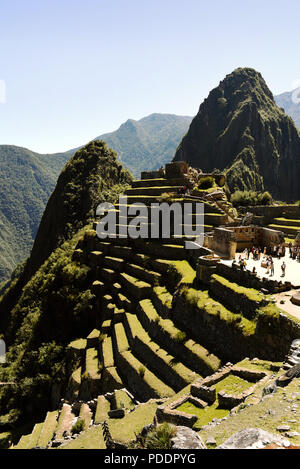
[174,68,300,201]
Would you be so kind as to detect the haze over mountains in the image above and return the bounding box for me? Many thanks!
[275,90,300,130]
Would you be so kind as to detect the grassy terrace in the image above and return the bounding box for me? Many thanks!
[101,336,115,368]
[182,288,257,336]
[124,312,199,389]
[211,274,267,303]
[94,395,111,424]
[62,401,158,449]
[37,411,59,448]
[113,323,130,353]
[118,350,174,399]
[269,223,300,234]
[85,348,101,379]
[138,299,221,373]
[273,217,300,226]
[119,272,152,299]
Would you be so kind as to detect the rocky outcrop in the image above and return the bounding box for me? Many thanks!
[171,426,206,449]
[174,68,300,201]
[216,428,290,449]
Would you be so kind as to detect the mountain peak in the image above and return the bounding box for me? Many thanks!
[174,68,300,201]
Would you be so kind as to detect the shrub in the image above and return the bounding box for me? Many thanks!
[138,365,146,378]
[231,190,273,207]
[145,423,177,449]
[71,418,86,435]
[198,176,215,190]
[174,331,187,344]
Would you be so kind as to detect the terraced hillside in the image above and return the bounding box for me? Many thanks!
[10,176,300,449]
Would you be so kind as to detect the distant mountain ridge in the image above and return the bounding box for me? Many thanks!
[275,89,300,130]
[0,113,192,283]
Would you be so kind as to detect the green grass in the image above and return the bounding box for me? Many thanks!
[121,350,174,398]
[125,312,199,386]
[94,396,111,424]
[37,410,59,447]
[114,323,130,353]
[198,378,300,447]
[113,389,135,411]
[61,401,158,449]
[212,274,266,303]
[182,288,257,337]
[169,260,196,284]
[85,348,101,379]
[214,374,251,395]
[176,401,229,429]
[102,336,115,368]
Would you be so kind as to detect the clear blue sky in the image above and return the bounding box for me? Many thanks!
[1,0,300,153]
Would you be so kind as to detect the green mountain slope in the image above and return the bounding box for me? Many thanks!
[97,113,192,177]
[0,141,132,426]
[174,68,300,201]
[0,146,71,284]
[0,114,191,284]
[275,90,300,130]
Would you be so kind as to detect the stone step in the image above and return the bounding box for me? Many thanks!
[138,299,220,376]
[88,251,103,268]
[103,256,125,272]
[98,267,118,284]
[131,178,187,188]
[125,186,183,196]
[14,433,32,449]
[79,403,93,429]
[37,410,59,448]
[66,367,82,402]
[116,292,134,312]
[101,319,112,333]
[94,395,111,424]
[133,240,186,260]
[55,403,77,438]
[111,389,135,411]
[91,280,106,297]
[273,218,300,228]
[124,263,162,285]
[26,422,44,449]
[101,366,124,393]
[112,322,130,354]
[268,224,300,236]
[112,321,174,400]
[87,329,101,348]
[79,348,102,400]
[123,312,199,392]
[119,272,152,300]
[151,286,173,318]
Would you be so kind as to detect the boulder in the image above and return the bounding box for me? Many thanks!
[171,426,206,450]
[217,428,290,449]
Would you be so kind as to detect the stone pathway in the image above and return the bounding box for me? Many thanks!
[222,252,300,288]
[273,290,300,322]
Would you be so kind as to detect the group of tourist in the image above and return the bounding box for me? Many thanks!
[289,243,300,262]
[232,244,289,278]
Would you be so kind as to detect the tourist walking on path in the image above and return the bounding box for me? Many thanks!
[270,260,274,277]
[281,261,286,277]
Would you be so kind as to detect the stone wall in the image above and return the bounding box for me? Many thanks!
[209,275,268,320]
[172,294,300,363]
[206,227,237,259]
[241,205,300,224]
[214,262,292,294]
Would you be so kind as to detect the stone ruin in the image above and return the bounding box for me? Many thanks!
[156,363,269,429]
